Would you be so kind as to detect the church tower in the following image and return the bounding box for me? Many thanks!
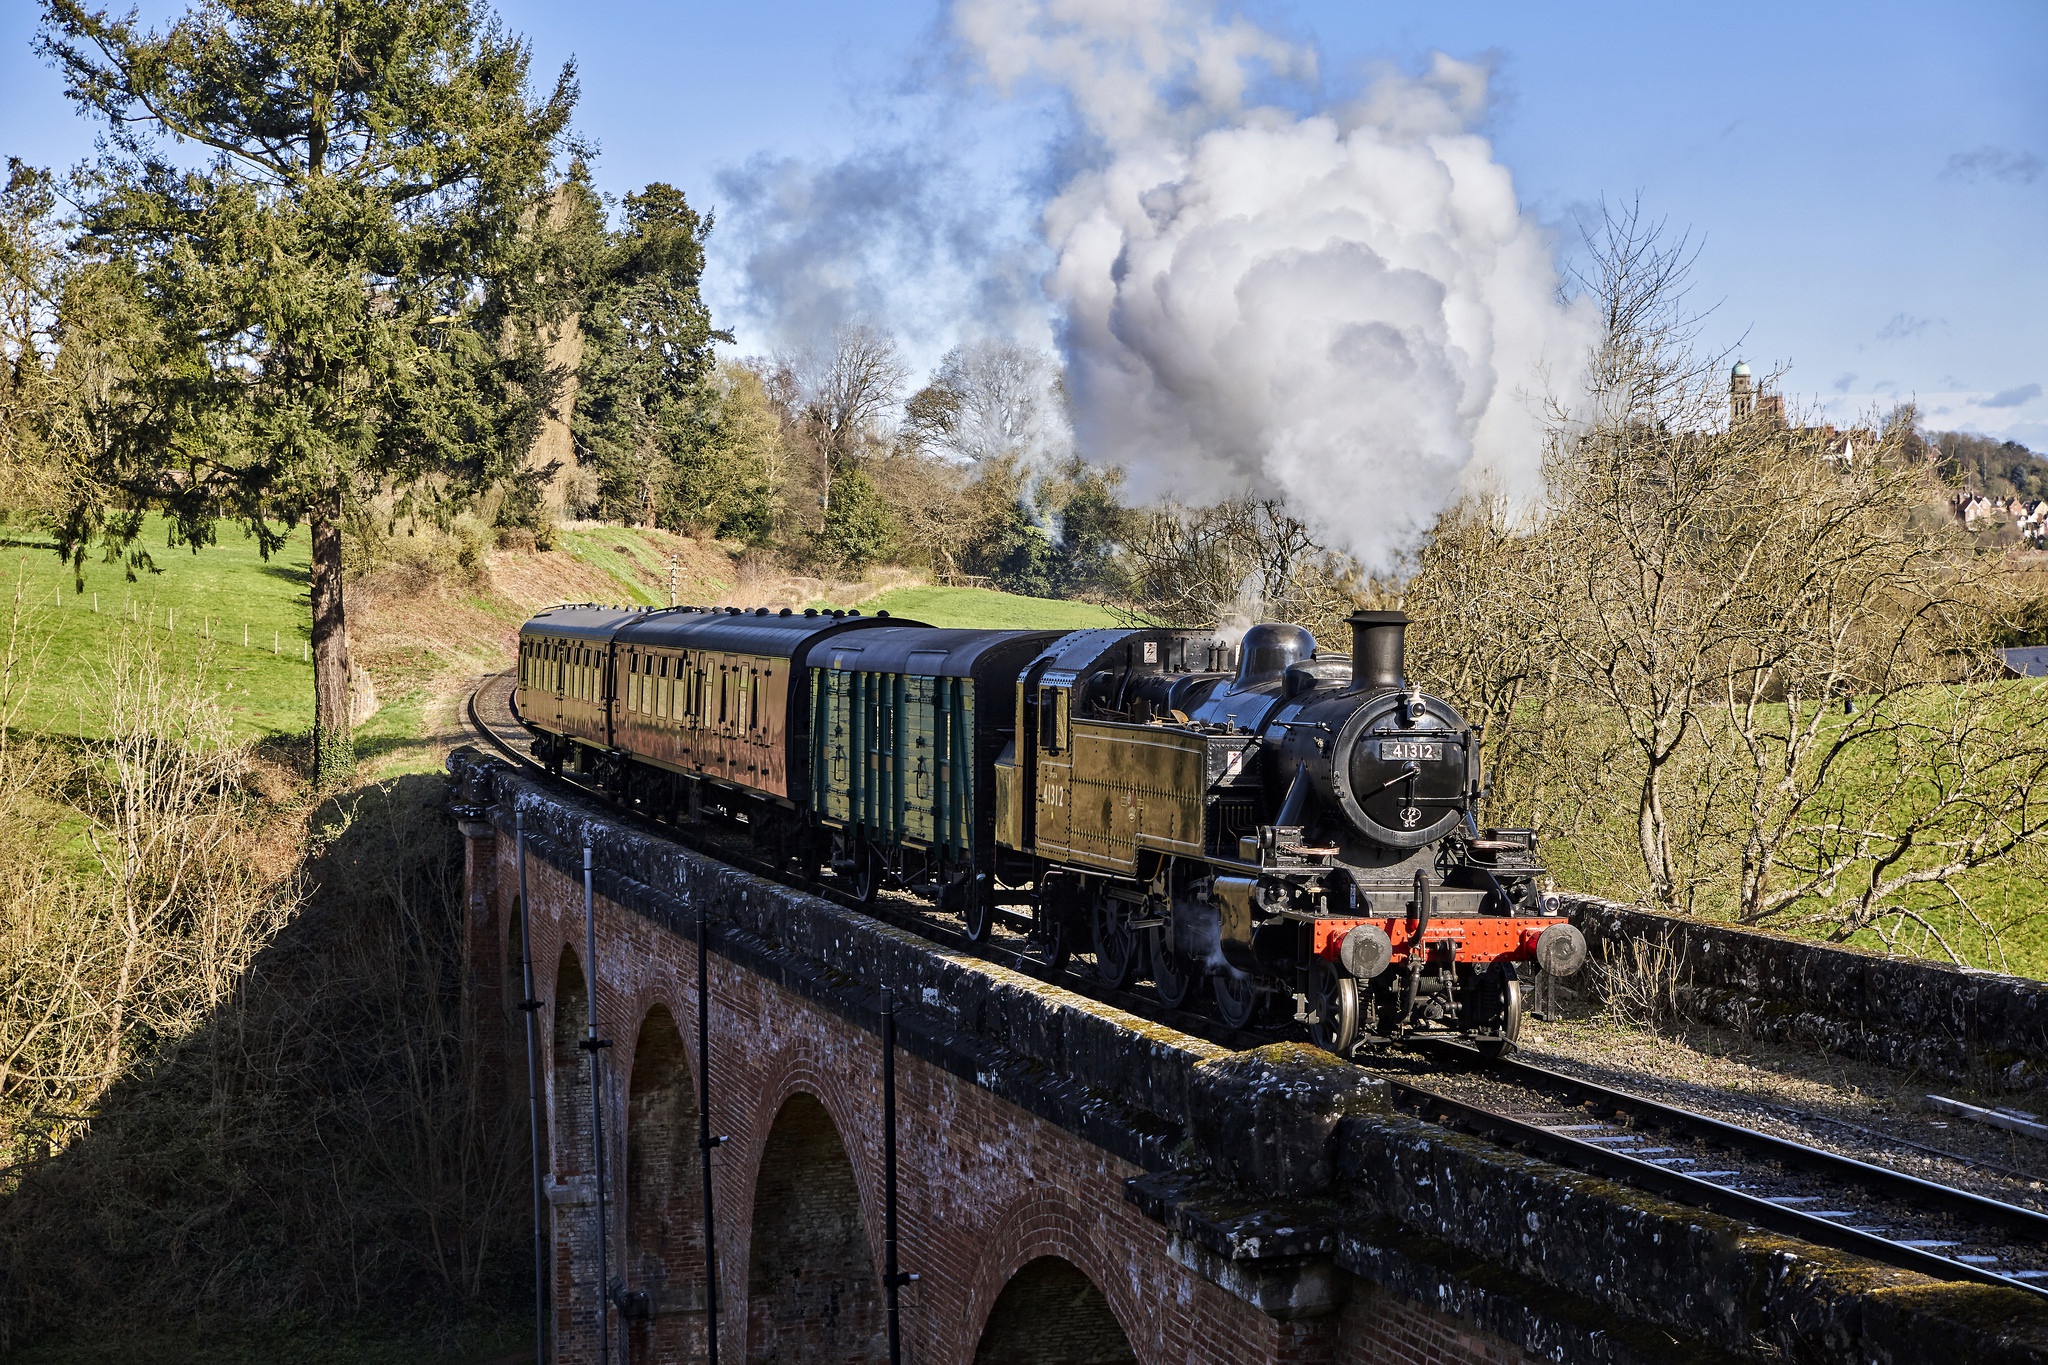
[1730,361,1754,424]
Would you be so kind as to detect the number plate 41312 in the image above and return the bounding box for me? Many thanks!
[1377,739,1445,762]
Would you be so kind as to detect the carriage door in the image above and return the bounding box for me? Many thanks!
[1034,680,1072,858]
[549,642,564,729]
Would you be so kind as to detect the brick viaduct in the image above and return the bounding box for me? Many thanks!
[446,750,2048,1365]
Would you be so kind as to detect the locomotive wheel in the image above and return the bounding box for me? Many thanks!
[1149,929,1194,1009]
[1308,961,1361,1057]
[1472,969,1524,1059]
[1035,901,1072,976]
[1213,969,1259,1030]
[1090,890,1138,988]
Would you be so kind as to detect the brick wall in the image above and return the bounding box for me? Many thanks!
[1336,1286,1529,1365]
[486,827,1556,1365]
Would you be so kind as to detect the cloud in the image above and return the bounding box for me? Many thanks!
[1877,313,1935,342]
[1831,372,1856,393]
[1982,383,2042,409]
[1943,146,2044,184]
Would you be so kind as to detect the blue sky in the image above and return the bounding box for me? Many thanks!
[4,1,2043,449]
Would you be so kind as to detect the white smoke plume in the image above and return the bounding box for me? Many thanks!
[956,0,1594,573]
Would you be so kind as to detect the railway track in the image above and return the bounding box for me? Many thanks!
[1387,1042,2048,1299]
[462,671,2048,1301]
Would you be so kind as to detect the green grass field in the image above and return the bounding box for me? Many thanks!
[1,525,315,741]
[844,584,1128,630]
[553,525,688,605]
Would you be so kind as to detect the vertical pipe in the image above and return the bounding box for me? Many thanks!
[517,813,546,1365]
[698,896,721,1365]
[583,845,610,1365]
[882,990,902,1365]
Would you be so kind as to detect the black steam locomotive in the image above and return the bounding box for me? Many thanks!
[515,605,1585,1055]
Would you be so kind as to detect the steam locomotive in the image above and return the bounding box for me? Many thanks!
[514,605,1586,1055]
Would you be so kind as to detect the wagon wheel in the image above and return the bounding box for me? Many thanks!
[1090,888,1139,989]
[960,883,993,945]
[1307,960,1361,1058]
[1212,969,1260,1031]
[787,829,823,884]
[1473,971,1523,1059]
[1148,927,1194,1010]
[853,847,881,904]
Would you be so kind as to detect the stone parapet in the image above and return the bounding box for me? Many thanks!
[1561,894,2048,1092]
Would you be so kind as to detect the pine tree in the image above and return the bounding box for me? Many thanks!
[574,182,727,527]
[39,0,579,783]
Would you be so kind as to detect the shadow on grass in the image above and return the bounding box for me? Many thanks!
[0,773,533,1364]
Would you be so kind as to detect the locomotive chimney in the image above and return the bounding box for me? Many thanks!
[1348,611,1408,690]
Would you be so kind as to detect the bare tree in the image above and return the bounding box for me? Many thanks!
[1395,203,2048,964]
[904,339,1068,466]
[771,325,908,525]
[1121,495,1361,639]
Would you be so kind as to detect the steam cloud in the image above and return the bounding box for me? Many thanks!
[956,0,1592,572]
[713,1,1594,573]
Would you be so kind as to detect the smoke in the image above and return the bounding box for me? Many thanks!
[956,0,1593,574]
[710,143,1053,374]
[711,1,1594,574]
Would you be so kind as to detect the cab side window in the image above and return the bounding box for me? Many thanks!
[1040,687,1065,755]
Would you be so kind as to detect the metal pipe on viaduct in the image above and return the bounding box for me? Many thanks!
[446,749,2048,1365]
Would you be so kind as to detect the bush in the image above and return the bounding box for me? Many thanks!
[813,470,896,575]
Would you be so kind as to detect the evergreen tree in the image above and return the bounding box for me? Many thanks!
[574,183,727,526]
[39,0,579,783]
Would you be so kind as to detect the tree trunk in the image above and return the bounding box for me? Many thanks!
[311,500,354,786]
[1639,762,1675,908]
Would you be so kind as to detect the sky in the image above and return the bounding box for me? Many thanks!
[2,0,2043,451]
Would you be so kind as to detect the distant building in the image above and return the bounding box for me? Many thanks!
[1954,490,2048,547]
[1729,361,1785,426]
[1729,361,1863,462]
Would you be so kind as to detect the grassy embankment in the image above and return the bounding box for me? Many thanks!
[2,521,1119,762]
[0,524,1130,1363]
[1531,682,2048,978]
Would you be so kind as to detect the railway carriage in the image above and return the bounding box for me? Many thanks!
[514,603,1586,1056]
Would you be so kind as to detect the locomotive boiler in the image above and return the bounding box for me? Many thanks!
[514,604,1586,1057]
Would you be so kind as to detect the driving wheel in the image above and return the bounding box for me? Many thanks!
[1149,928,1194,1009]
[1213,969,1259,1030]
[1091,889,1138,988]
